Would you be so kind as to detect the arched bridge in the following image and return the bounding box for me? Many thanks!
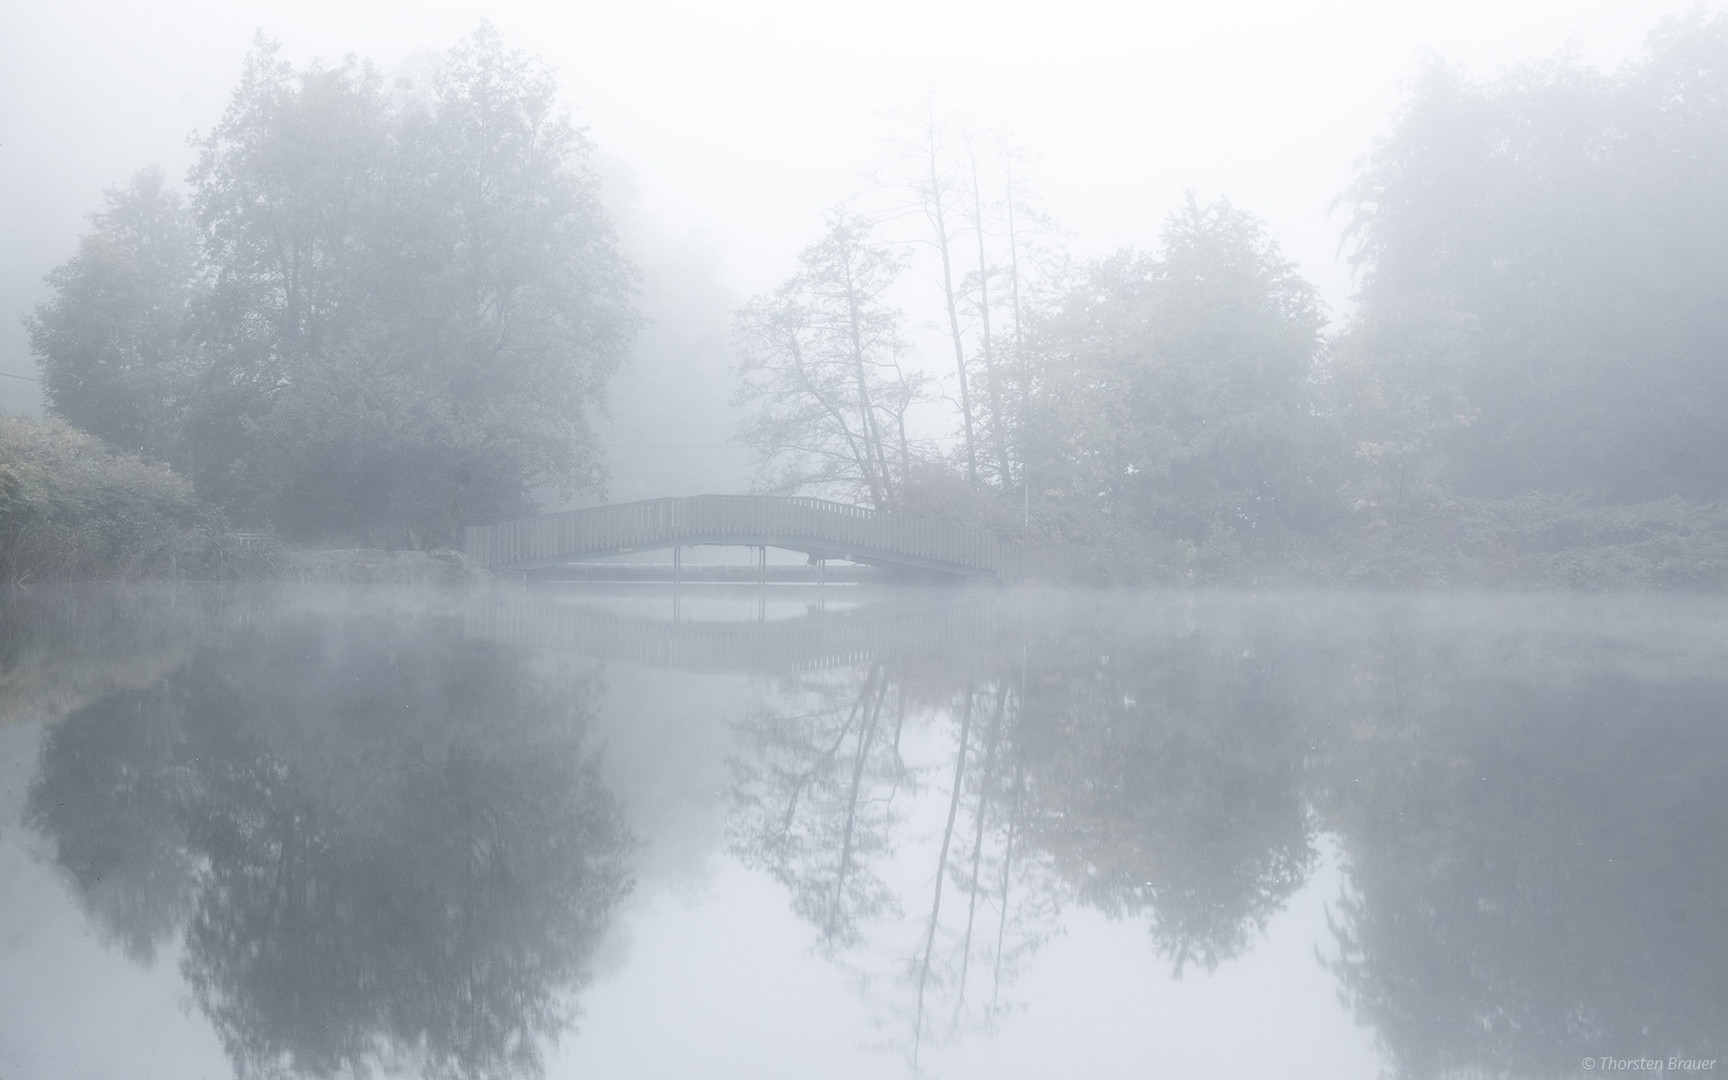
[463,495,1084,581]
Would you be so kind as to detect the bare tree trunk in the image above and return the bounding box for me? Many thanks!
[969,144,1010,485]
[842,259,892,508]
[788,335,879,507]
[924,109,978,486]
[1005,154,1028,483]
[892,359,914,499]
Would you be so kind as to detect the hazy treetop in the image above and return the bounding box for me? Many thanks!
[4,0,1719,319]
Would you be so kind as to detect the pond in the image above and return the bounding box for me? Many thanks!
[1,583,1724,1079]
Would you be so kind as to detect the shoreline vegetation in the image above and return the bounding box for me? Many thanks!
[10,19,1728,590]
[5,413,1726,588]
[0,416,487,585]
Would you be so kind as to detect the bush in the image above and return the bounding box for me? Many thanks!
[0,416,230,581]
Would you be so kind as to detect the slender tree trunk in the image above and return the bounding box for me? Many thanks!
[969,147,1010,485]
[894,373,913,499]
[1005,154,1029,498]
[843,259,891,508]
[788,334,877,507]
[838,238,892,505]
[925,113,977,486]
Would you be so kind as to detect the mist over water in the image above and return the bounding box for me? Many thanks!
[5,2,1728,1076]
[2,583,1723,1078]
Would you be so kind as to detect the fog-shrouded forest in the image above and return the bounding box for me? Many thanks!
[8,12,1728,585]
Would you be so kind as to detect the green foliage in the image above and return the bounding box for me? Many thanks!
[1327,292,1480,524]
[25,168,201,460]
[1021,196,1332,575]
[0,415,228,581]
[1341,14,1728,501]
[31,26,637,547]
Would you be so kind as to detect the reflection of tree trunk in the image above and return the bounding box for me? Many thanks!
[953,680,1008,1024]
[915,684,974,1063]
[992,754,1023,1015]
[831,666,889,939]
[994,656,1026,1013]
[779,667,877,836]
[888,682,908,801]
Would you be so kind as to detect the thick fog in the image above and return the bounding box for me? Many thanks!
[2,0,1712,422]
[7,0,1728,583]
[8,9,1728,1074]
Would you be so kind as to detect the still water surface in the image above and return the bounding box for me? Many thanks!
[1,584,1724,1079]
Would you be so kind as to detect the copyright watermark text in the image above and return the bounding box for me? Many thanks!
[1582,1058,1718,1073]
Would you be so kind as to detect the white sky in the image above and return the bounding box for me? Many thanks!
[3,0,1721,413]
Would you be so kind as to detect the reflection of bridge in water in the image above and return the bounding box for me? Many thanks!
[463,495,1083,581]
[463,592,1025,673]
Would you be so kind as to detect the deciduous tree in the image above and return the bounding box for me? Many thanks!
[734,214,921,509]
[31,27,637,546]
[26,168,200,460]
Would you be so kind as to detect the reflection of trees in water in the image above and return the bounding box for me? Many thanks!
[729,662,1062,1067]
[904,676,1058,1062]
[730,662,906,949]
[0,583,234,728]
[1015,626,1317,974]
[727,595,1728,1076]
[23,589,1726,1078]
[727,620,1318,1065]
[1319,611,1728,1079]
[27,612,633,1080]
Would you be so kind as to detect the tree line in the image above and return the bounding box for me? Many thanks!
[24,14,1728,581]
[733,13,1728,583]
[27,26,635,547]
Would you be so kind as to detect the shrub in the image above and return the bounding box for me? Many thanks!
[0,416,227,581]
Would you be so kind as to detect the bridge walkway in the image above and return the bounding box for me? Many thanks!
[463,494,1082,581]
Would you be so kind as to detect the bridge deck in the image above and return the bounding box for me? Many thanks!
[463,495,1082,581]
